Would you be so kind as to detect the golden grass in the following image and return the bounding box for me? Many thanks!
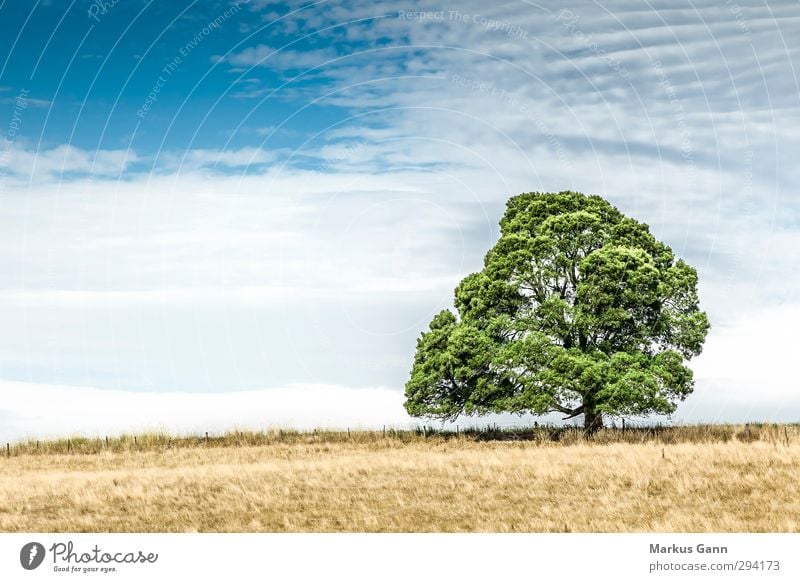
[1,425,799,532]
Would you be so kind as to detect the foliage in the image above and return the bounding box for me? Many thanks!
[404,191,710,429]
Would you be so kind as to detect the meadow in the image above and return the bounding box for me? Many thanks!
[1,424,798,532]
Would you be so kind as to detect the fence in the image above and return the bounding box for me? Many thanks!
[2,422,798,457]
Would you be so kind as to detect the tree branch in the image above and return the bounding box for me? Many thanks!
[549,401,575,415]
[561,405,585,420]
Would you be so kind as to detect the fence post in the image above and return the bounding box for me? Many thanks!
[105,436,109,447]
[383,425,386,438]
[5,443,9,457]
[205,432,209,443]
[622,419,625,432]
[67,439,71,453]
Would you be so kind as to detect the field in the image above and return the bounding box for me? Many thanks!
[1,425,799,532]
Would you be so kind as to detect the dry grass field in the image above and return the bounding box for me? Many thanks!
[1,425,799,532]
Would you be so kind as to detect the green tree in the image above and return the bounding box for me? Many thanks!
[404,191,709,432]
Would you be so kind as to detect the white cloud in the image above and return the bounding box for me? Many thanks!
[0,381,413,443]
[0,0,797,426]
[155,146,277,171]
[0,134,794,402]
[691,304,800,398]
[217,44,341,71]
[0,145,280,179]
[0,96,51,108]
[0,144,138,179]
[681,304,800,422]
[0,165,491,393]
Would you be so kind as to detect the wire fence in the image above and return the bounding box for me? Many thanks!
[2,422,798,457]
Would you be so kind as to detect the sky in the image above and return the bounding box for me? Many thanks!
[0,0,798,441]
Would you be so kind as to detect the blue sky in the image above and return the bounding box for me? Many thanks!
[0,0,343,154]
[0,0,799,439]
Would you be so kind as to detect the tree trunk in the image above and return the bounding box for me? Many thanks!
[583,406,603,434]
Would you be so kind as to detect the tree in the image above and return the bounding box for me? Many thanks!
[404,191,709,432]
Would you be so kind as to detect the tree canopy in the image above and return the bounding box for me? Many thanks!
[404,191,709,431]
